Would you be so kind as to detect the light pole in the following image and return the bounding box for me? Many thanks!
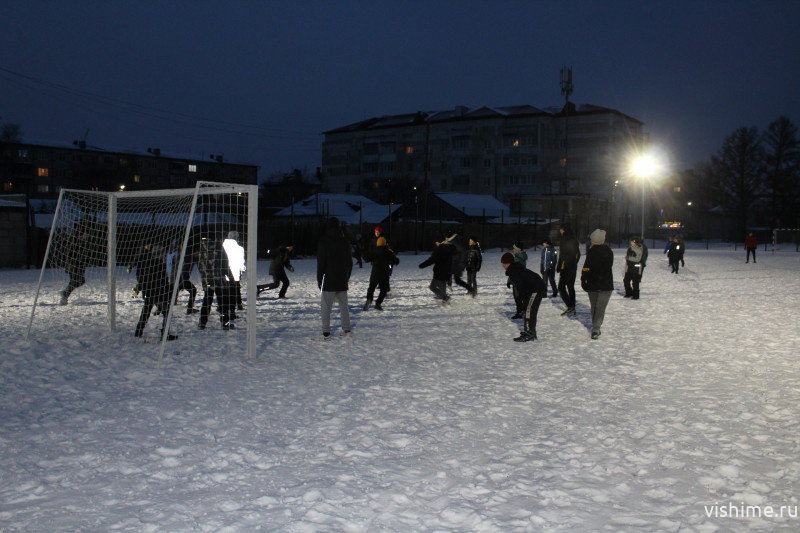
[630,155,660,240]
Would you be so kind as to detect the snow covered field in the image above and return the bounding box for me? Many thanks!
[2,243,799,531]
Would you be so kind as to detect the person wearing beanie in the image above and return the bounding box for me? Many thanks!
[501,253,547,342]
[581,229,613,339]
[557,225,581,316]
[363,224,399,311]
[257,243,294,298]
[539,238,558,297]
[316,217,352,338]
[419,239,456,306]
[465,237,483,295]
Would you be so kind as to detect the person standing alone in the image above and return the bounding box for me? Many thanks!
[745,232,758,263]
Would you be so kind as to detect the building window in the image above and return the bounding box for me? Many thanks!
[452,136,470,149]
[3,182,12,192]
[134,175,141,183]
[37,184,50,193]
[345,183,351,192]
[38,168,49,177]
[406,145,414,155]
[189,164,197,173]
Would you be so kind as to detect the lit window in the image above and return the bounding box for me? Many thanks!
[134,174,141,183]
[406,146,413,155]
[189,164,197,173]
[513,139,520,147]
[37,184,50,193]
[38,168,49,177]
[3,182,12,191]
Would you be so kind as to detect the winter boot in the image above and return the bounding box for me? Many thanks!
[363,298,372,311]
[513,331,536,342]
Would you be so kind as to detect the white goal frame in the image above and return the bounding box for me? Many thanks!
[26,181,258,361]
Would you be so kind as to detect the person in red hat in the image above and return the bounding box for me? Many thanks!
[501,252,546,342]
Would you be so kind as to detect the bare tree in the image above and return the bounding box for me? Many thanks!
[712,126,764,239]
[0,122,23,142]
[762,116,800,229]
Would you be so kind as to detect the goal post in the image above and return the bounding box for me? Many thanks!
[26,181,258,360]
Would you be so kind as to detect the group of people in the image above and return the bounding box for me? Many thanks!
[63,222,764,345]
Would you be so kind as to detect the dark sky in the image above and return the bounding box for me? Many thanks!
[3,1,798,180]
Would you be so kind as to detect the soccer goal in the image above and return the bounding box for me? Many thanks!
[26,181,258,361]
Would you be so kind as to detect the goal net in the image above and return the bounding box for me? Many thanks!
[26,181,258,360]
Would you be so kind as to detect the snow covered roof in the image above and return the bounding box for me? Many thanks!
[435,193,509,217]
[273,194,401,225]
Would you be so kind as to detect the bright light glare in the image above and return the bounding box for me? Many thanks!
[630,155,658,177]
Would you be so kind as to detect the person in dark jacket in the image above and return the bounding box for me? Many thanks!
[501,252,547,342]
[557,225,581,316]
[623,237,644,298]
[257,244,294,298]
[667,237,682,274]
[465,237,483,295]
[540,238,558,297]
[581,229,614,340]
[59,228,90,305]
[745,232,758,263]
[419,237,456,306]
[167,240,199,314]
[448,233,474,296]
[317,217,353,338]
[363,227,398,311]
[131,242,177,340]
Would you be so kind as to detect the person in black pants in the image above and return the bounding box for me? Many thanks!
[257,244,294,298]
[501,252,547,342]
[557,225,581,316]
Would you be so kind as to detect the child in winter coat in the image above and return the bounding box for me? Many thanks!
[501,252,546,342]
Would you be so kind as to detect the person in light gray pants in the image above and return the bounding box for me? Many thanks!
[316,217,353,338]
[580,229,614,340]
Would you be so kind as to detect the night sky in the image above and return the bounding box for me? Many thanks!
[2,1,798,179]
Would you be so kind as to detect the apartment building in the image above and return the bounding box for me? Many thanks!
[321,104,647,221]
[0,140,258,202]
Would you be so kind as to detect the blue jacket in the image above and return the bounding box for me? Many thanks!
[540,246,557,273]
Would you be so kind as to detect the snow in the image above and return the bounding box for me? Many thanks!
[2,243,800,531]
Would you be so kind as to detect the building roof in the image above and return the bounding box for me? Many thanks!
[434,193,509,217]
[273,193,401,225]
[322,103,639,134]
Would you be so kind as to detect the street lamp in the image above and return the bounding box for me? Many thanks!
[630,154,663,240]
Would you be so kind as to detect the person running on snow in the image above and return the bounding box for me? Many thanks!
[419,236,456,306]
[447,232,474,296]
[501,252,546,343]
[257,244,294,298]
[58,226,90,305]
[363,226,398,311]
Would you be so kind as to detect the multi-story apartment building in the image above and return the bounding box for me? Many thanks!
[321,104,647,224]
[0,140,258,202]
